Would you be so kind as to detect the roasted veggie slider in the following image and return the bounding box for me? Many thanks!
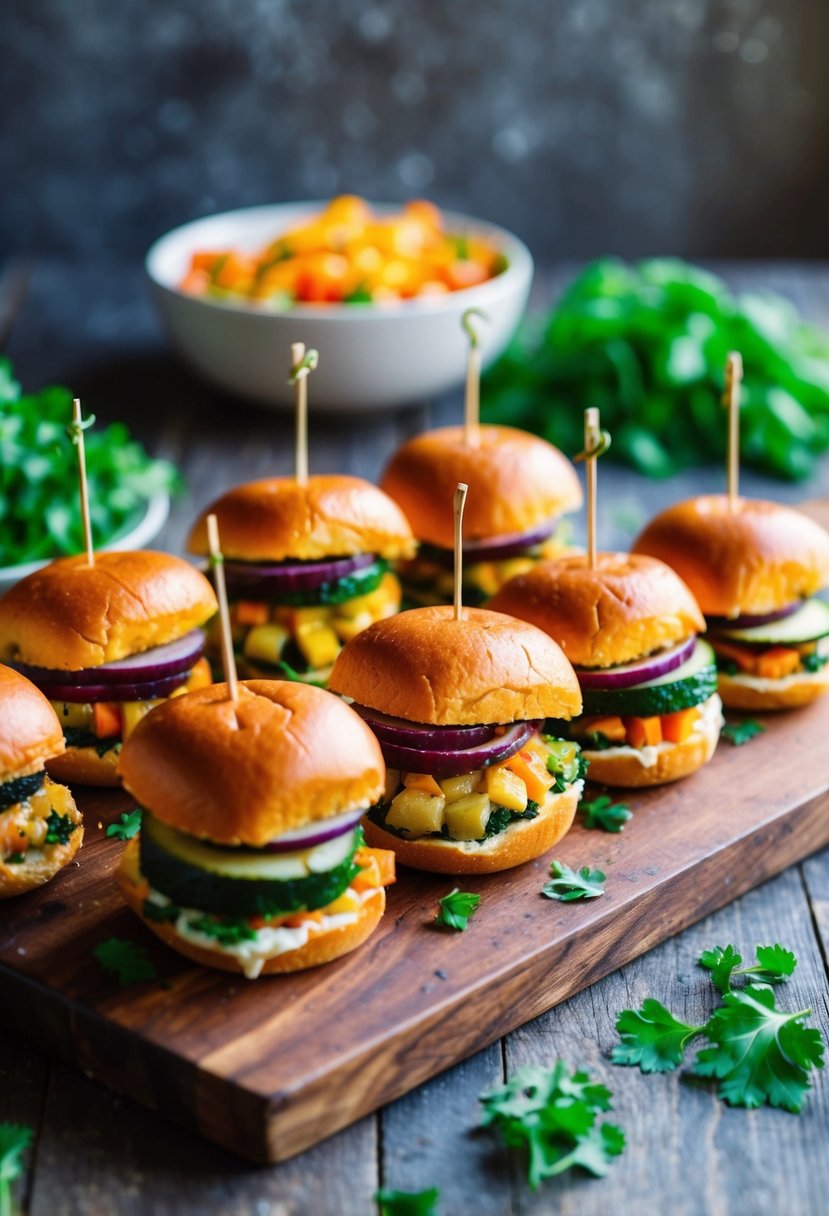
[490,553,721,787]
[188,475,416,684]
[115,680,394,978]
[328,605,584,874]
[0,664,82,897]
[380,425,582,606]
[0,552,217,786]
[633,496,829,711]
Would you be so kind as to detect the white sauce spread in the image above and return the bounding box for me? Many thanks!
[582,694,723,769]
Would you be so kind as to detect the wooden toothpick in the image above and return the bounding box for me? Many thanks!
[206,513,239,704]
[723,351,743,510]
[574,408,611,571]
[70,398,95,566]
[289,342,319,485]
[461,308,488,448]
[453,481,468,621]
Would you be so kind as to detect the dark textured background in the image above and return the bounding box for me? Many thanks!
[3,0,829,261]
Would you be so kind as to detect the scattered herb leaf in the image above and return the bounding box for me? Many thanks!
[699,943,796,994]
[105,808,142,842]
[613,1000,703,1073]
[375,1187,441,1216]
[93,937,157,987]
[721,719,766,746]
[542,861,606,902]
[580,794,632,833]
[435,888,481,932]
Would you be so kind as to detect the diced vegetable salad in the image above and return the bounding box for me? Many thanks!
[180,196,507,307]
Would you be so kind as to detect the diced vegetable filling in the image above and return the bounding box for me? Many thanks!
[571,706,702,751]
[711,637,828,680]
[398,533,574,606]
[369,734,586,842]
[0,776,78,864]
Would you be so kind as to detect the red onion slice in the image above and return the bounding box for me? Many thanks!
[423,521,558,567]
[575,636,696,691]
[706,602,801,631]
[36,671,191,704]
[353,704,497,749]
[260,809,364,853]
[13,630,205,687]
[224,554,376,597]
[378,720,539,778]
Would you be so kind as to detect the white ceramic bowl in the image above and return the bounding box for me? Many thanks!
[0,490,170,596]
[146,202,533,412]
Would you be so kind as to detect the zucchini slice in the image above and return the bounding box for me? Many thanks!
[710,598,829,646]
[580,640,718,717]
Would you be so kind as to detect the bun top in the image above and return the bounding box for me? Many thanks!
[328,605,582,724]
[489,553,704,668]
[188,475,416,562]
[633,495,829,617]
[380,425,582,549]
[0,664,65,778]
[0,551,217,671]
[118,680,385,847]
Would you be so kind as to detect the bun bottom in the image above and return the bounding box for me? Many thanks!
[115,839,385,976]
[583,722,719,788]
[362,784,580,875]
[47,745,121,787]
[718,668,829,711]
[0,778,83,898]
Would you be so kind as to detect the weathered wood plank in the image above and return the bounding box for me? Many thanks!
[0,1035,49,1216]
[504,862,829,1216]
[802,850,829,973]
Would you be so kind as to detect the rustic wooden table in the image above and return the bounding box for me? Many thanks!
[1,261,828,1215]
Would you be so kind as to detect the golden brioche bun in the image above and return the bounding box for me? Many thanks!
[633,495,829,617]
[116,838,384,974]
[47,744,121,787]
[0,777,82,898]
[581,695,722,787]
[489,553,704,668]
[0,664,65,779]
[0,551,217,671]
[118,680,385,846]
[718,667,829,711]
[362,784,579,874]
[328,605,582,724]
[188,475,416,563]
[380,425,582,549]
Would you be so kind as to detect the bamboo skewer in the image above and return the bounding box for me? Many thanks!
[461,308,488,448]
[574,407,611,571]
[453,482,469,621]
[723,351,743,510]
[70,398,95,567]
[289,342,319,485]
[206,513,239,704]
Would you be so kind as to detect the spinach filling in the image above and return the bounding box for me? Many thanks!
[0,770,45,810]
[44,810,77,845]
[63,727,121,756]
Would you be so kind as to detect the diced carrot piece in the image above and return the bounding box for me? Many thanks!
[505,748,555,803]
[0,818,29,856]
[405,199,443,230]
[755,647,801,680]
[355,846,396,888]
[235,600,270,627]
[186,657,213,691]
[93,702,121,738]
[710,638,760,673]
[180,269,210,296]
[660,707,698,744]
[578,715,627,743]
[191,251,226,273]
[402,772,443,797]
[624,716,663,748]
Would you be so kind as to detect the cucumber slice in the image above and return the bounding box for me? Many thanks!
[140,814,359,917]
[580,640,717,717]
[711,598,829,646]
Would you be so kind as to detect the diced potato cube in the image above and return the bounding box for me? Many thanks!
[295,622,342,669]
[384,767,401,802]
[122,699,164,740]
[335,572,401,621]
[332,611,374,642]
[466,561,500,599]
[440,771,483,803]
[386,788,445,837]
[403,772,443,797]
[50,700,92,729]
[244,623,290,665]
[292,605,333,626]
[484,765,528,812]
[444,793,491,841]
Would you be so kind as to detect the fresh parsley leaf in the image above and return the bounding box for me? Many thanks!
[435,888,481,932]
[542,861,606,902]
[187,916,257,945]
[612,999,704,1072]
[44,810,77,845]
[480,1061,625,1188]
[94,937,158,986]
[0,1122,33,1216]
[692,984,825,1112]
[721,719,766,746]
[699,943,796,993]
[802,652,828,673]
[699,944,743,994]
[375,1187,440,1216]
[106,807,142,841]
[754,943,798,983]
[580,794,632,833]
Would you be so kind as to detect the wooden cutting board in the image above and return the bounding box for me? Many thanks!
[1,698,828,1164]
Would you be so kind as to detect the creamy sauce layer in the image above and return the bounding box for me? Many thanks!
[582,694,723,769]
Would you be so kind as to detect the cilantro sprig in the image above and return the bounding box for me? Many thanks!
[480,1061,625,1188]
[579,794,632,834]
[0,1123,33,1216]
[105,808,142,842]
[375,1187,440,1215]
[435,889,481,932]
[612,943,824,1112]
[542,861,606,902]
[721,719,766,746]
[93,938,158,987]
